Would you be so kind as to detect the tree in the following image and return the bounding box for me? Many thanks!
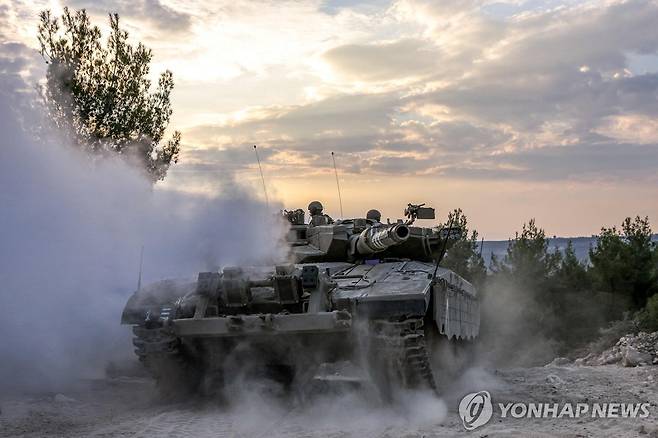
[492,219,561,286]
[555,241,589,292]
[550,241,605,349]
[589,216,657,310]
[440,208,486,285]
[38,7,180,181]
[481,219,561,365]
[479,216,656,361]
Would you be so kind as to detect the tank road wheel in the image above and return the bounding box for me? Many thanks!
[132,325,201,398]
[368,316,437,401]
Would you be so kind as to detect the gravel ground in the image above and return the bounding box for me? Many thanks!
[1,364,657,437]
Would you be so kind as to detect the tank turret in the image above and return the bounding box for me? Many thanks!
[285,203,459,263]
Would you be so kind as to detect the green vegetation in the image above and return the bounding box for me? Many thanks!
[444,212,658,358]
[589,216,657,312]
[38,7,180,181]
[440,208,487,287]
[638,294,658,332]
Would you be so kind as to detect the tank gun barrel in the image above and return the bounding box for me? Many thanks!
[355,223,410,255]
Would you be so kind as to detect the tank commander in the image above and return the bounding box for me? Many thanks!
[308,200,334,226]
[366,209,382,223]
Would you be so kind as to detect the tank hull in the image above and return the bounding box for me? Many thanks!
[122,205,480,398]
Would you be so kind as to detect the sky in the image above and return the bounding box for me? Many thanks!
[1,0,658,239]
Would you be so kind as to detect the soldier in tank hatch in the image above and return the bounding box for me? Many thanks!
[308,200,334,226]
[366,209,382,223]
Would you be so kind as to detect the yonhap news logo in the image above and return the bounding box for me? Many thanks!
[458,391,651,431]
[459,391,493,430]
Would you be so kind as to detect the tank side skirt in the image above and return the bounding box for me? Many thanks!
[432,283,480,339]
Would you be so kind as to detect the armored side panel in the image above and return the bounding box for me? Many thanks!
[330,261,479,339]
[431,269,480,339]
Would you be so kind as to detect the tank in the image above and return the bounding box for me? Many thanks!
[121,202,479,399]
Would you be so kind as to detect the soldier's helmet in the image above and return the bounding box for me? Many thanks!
[308,200,324,216]
[366,209,382,222]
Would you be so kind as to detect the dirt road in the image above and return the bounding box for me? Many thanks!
[1,364,657,437]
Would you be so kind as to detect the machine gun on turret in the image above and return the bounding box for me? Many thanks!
[404,203,435,225]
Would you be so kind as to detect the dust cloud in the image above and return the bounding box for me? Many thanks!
[205,373,449,437]
[2,72,503,434]
[477,278,560,367]
[0,88,286,391]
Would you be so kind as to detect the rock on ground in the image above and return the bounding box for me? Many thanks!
[575,331,658,367]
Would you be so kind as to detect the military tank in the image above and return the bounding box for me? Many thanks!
[121,201,479,399]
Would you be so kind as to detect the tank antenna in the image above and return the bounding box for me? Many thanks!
[331,151,344,218]
[253,145,270,209]
[137,245,144,292]
[432,216,455,280]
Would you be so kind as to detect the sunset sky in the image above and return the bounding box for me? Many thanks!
[2,0,658,239]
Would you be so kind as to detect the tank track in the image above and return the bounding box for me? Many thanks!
[132,325,199,394]
[132,325,181,362]
[369,316,437,392]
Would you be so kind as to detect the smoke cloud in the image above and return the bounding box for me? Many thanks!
[0,86,286,391]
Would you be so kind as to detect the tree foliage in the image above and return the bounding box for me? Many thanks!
[484,215,657,360]
[554,242,589,292]
[589,216,657,309]
[37,7,180,181]
[440,208,486,285]
[548,241,609,350]
[478,219,562,364]
[438,211,657,360]
[492,219,561,286]
[638,293,658,332]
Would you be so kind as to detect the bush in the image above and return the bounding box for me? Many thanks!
[638,294,658,332]
[588,315,639,354]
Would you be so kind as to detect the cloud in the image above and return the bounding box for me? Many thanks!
[184,92,398,150]
[440,141,658,182]
[68,0,192,33]
[323,38,440,81]
[180,0,658,184]
[2,0,658,214]
[595,114,658,144]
